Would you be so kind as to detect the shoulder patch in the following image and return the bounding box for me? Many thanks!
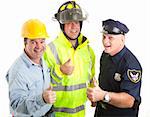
[127,69,141,83]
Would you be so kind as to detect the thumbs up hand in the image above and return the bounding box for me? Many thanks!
[87,78,106,102]
[42,86,56,104]
[60,59,74,75]
[88,78,98,107]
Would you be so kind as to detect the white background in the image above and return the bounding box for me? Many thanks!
[0,0,149,116]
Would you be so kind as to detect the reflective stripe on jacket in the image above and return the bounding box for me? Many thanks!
[44,32,95,117]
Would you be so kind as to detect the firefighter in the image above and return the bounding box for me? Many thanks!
[44,1,95,117]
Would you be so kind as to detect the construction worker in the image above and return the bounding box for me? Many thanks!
[87,19,142,117]
[44,1,95,117]
[6,19,56,117]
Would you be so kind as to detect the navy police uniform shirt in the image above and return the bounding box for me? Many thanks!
[95,46,142,117]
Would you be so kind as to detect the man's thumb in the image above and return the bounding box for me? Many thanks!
[66,59,71,63]
[93,79,98,87]
[66,59,73,66]
[90,78,98,87]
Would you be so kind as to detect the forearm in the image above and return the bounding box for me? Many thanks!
[107,92,135,108]
[50,65,64,83]
[10,91,50,115]
[88,84,135,108]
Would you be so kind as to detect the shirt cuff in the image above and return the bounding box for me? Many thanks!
[36,94,46,106]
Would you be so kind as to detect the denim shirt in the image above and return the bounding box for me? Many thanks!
[6,52,53,117]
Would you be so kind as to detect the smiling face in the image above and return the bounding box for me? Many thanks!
[24,38,46,64]
[102,34,125,56]
[64,21,80,40]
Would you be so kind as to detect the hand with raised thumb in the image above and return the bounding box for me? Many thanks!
[89,78,98,107]
[87,78,106,102]
[60,59,74,75]
[93,78,98,87]
[42,85,56,104]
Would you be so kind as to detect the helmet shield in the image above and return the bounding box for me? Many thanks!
[55,8,87,24]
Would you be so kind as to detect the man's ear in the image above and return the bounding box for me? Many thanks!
[121,35,125,42]
[24,38,27,46]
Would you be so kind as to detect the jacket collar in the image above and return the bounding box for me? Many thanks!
[21,51,43,68]
[57,32,89,48]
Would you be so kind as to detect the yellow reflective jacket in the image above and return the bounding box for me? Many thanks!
[43,32,95,117]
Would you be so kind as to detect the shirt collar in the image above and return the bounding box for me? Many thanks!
[111,46,127,64]
[21,51,43,68]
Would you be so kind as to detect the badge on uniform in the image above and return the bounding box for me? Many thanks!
[127,69,141,83]
[114,73,121,81]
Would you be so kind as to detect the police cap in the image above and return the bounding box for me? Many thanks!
[102,19,129,35]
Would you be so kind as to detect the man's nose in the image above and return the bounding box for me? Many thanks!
[36,42,42,48]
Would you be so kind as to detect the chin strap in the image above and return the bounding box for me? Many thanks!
[59,21,83,40]
[65,32,80,41]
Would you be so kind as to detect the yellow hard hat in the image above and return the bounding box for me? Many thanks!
[21,19,49,39]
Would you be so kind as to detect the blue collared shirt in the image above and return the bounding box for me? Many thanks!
[6,52,53,117]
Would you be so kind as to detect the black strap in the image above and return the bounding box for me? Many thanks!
[82,36,87,43]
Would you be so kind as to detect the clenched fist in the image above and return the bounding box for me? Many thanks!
[42,86,56,104]
[87,80,106,102]
[60,59,74,75]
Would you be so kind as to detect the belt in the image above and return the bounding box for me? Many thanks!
[98,101,115,110]
[98,102,107,109]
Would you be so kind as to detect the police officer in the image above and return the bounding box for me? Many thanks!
[87,19,142,117]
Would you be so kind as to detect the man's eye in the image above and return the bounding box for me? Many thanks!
[31,41,35,44]
[41,41,45,44]
[103,35,106,38]
[109,37,113,40]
